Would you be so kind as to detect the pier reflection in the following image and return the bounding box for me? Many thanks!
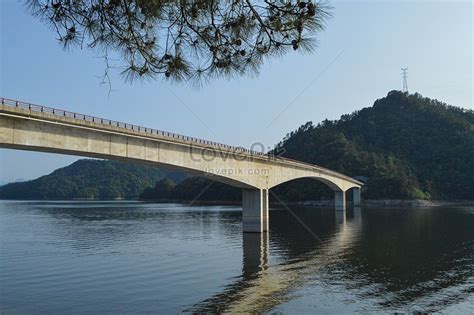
[189,207,363,313]
[189,205,473,313]
[242,233,269,279]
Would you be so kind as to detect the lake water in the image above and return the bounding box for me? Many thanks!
[0,201,473,313]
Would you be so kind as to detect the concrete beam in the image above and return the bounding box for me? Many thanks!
[0,105,364,194]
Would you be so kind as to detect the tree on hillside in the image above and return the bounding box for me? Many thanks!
[27,0,331,85]
[140,178,176,200]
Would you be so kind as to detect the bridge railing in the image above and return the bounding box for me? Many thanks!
[0,97,267,156]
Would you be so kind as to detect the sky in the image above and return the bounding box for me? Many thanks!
[0,0,472,183]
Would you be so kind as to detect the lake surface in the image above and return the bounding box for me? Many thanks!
[0,201,473,314]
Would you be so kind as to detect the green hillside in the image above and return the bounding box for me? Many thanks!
[0,159,186,200]
[272,91,474,200]
[140,177,241,202]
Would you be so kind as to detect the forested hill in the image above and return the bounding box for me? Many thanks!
[273,91,474,200]
[0,159,185,200]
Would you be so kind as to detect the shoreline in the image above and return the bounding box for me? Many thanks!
[134,198,474,208]
[283,199,474,208]
[360,199,474,208]
[1,198,473,208]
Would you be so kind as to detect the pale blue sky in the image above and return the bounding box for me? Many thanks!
[1,0,472,183]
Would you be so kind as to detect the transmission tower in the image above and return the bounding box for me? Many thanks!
[401,68,408,93]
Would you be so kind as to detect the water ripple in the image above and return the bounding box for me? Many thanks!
[1,201,473,313]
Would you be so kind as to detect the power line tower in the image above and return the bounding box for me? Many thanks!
[401,68,408,93]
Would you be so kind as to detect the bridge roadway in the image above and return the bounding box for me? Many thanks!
[0,98,363,233]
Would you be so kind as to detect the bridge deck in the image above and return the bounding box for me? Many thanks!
[0,97,362,187]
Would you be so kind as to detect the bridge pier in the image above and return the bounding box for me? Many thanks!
[352,187,361,207]
[242,189,269,233]
[335,191,346,211]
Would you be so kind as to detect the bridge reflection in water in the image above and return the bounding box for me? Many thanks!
[189,208,363,313]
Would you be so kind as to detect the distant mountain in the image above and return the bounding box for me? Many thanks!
[0,159,186,200]
[0,178,28,186]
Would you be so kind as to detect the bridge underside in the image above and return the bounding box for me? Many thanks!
[0,142,257,190]
[241,187,361,232]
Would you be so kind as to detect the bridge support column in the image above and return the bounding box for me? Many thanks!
[335,191,346,211]
[262,189,269,232]
[352,187,361,207]
[242,189,269,233]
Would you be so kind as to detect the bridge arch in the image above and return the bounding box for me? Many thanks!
[268,169,362,192]
[270,175,344,191]
[269,175,361,210]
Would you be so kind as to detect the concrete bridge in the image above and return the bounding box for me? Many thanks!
[0,98,362,232]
